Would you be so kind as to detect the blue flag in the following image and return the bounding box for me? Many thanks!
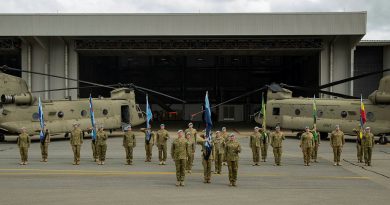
[145,94,153,141]
[204,91,213,160]
[89,94,97,140]
[38,97,45,142]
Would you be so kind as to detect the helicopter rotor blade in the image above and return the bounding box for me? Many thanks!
[31,84,120,93]
[129,84,186,103]
[319,68,390,90]
[280,84,358,99]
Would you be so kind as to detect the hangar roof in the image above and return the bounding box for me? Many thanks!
[0,12,366,36]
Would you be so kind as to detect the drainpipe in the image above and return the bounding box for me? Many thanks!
[350,46,356,96]
[27,44,32,91]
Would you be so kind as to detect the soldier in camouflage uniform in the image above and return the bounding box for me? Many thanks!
[96,125,108,165]
[140,127,155,162]
[225,133,241,187]
[156,124,170,165]
[123,125,136,165]
[184,122,197,167]
[353,125,364,163]
[17,127,31,165]
[90,127,98,162]
[171,130,188,186]
[40,128,50,162]
[213,131,225,174]
[270,126,285,166]
[185,132,195,173]
[362,127,375,166]
[311,125,321,163]
[221,127,229,166]
[300,126,314,166]
[198,133,214,183]
[70,123,83,165]
[330,125,345,166]
[260,127,270,162]
[249,126,261,166]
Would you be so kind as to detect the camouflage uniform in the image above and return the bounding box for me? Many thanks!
[330,130,345,166]
[185,137,195,172]
[311,131,321,162]
[353,128,363,163]
[70,127,83,165]
[123,130,136,165]
[270,131,285,166]
[221,131,229,165]
[300,131,314,166]
[40,130,51,162]
[17,132,31,164]
[362,132,375,166]
[91,138,97,162]
[184,127,197,166]
[260,130,270,162]
[200,139,214,183]
[225,139,241,186]
[171,136,188,186]
[141,129,155,162]
[249,131,261,165]
[156,128,170,164]
[96,130,108,163]
[213,136,225,174]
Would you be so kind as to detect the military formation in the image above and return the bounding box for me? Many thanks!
[15,122,376,187]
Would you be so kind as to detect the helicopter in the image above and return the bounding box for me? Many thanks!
[0,65,185,142]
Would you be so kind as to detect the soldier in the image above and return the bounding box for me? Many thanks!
[270,126,285,166]
[184,122,197,167]
[90,127,98,162]
[221,127,228,165]
[260,126,270,162]
[249,126,261,166]
[123,125,136,165]
[198,132,214,183]
[140,127,155,162]
[70,122,83,165]
[40,128,50,162]
[185,132,195,173]
[330,125,345,166]
[156,124,170,165]
[17,127,31,165]
[353,125,363,163]
[362,127,375,166]
[96,125,108,165]
[213,131,225,174]
[300,126,314,166]
[171,130,188,186]
[225,133,241,187]
[311,125,321,163]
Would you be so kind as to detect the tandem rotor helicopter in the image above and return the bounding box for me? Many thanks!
[0,65,186,142]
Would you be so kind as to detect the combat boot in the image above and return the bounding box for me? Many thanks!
[180,181,185,186]
[176,181,180,186]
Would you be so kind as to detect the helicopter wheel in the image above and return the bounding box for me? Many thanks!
[0,133,5,142]
[320,132,329,140]
[379,135,388,145]
[64,132,69,138]
[296,132,302,139]
[109,129,113,134]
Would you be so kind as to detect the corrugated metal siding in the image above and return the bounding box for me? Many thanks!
[0,12,366,36]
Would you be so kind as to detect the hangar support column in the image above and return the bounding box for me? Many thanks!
[384,46,390,76]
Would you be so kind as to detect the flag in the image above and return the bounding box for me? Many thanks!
[145,94,153,142]
[313,95,317,125]
[89,94,97,140]
[38,97,45,142]
[261,93,266,129]
[204,91,213,160]
[359,94,366,139]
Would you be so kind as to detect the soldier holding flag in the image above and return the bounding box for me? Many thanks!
[38,97,50,162]
[141,95,155,162]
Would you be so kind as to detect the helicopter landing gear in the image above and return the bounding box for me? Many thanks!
[64,132,69,139]
[379,135,388,145]
[0,133,5,142]
[296,132,302,139]
[320,132,329,140]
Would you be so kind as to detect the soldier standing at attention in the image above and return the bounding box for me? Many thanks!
[140,127,155,162]
[225,133,241,187]
[330,125,345,166]
[156,124,169,165]
[362,127,375,166]
[90,127,98,162]
[185,132,195,173]
[70,123,83,165]
[40,128,51,162]
[270,126,285,166]
[184,122,197,167]
[249,126,261,166]
[311,125,321,163]
[199,133,214,184]
[300,126,314,166]
[171,130,188,187]
[96,125,108,165]
[213,131,225,174]
[353,125,363,163]
[221,127,228,165]
[123,125,136,165]
[260,126,270,162]
[17,127,31,165]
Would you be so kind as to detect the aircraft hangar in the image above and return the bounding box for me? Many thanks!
[0,12,388,122]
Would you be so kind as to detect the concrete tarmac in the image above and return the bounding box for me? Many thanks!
[0,130,389,205]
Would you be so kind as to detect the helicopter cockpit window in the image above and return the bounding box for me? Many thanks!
[272,107,280,116]
[367,112,375,122]
[340,111,348,118]
[81,110,87,117]
[317,110,323,117]
[295,109,301,116]
[58,111,64,118]
[32,112,39,120]
[103,109,108,116]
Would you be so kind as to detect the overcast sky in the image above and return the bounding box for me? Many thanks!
[0,0,388,40]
